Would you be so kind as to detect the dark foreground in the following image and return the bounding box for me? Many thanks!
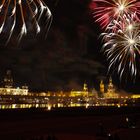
[0,106,140,140]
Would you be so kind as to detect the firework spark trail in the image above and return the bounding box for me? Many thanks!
[92,0,140,80]
[102,19,140,79]
[0,0,52,44]
[104,13,139,34]
[92,0,140,29]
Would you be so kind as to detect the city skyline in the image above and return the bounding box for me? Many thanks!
[0,1,140,139]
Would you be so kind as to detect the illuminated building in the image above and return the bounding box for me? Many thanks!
[0,70,139,109]
[131,95,140,99]
[91,88,98,98]
[70,82,89,97]
[0,70,28,96]
[100,80,105,94]
[3,70,13,88]
[104,77,119,99]
[107,77,114,93]
[83,83,88,92]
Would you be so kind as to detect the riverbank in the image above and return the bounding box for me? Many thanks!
[0,106,139,140]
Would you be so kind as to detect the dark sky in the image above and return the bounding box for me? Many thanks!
[0,0,140,93]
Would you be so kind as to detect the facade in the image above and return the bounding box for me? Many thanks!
[0,87,28,96]
[70,83,89,97]
[100,80,105,94]
[104,77,119,99]
[131,95,140,99]
[99,77,119,99]
[0,70,28,96]
[70,83,97,97]
[0,72,139,108]
[0,71,140,107]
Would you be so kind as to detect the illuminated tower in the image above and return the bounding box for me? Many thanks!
[107,77,115,94]
[83,82,88,97]
[100,80,104,94]
[83,83,88,91]
[105,77,119,98]
[4,70,13,88]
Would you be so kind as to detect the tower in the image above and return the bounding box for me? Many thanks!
[107,77,115,93]
[83,82,88,97]
[100,80,105,94]
[105,77,119,98]
[83,82,88,92]
[4,70,13,88]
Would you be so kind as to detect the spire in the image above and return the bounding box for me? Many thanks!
[108,77,113,88]
[100,80,104,94]
[105,77,118,98]
[108,77,115,93]
[109,77,112,84]
[83,82,88,91]
[4,70,13,88]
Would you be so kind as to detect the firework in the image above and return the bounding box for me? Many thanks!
[0,0,52,44]
[92,0,140,28]
[104,13,139,34]
[102,19,140,79]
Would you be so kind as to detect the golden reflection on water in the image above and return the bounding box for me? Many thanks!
[0,103,128,110]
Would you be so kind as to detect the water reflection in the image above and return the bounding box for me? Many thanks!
[0,104,49,109]
[0,103,87,110]
[0,102,128,110]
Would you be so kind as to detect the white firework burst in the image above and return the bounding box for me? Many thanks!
[102,18,140,79]
[0,0,52,44]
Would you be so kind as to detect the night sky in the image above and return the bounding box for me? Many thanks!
[0,0,140,93]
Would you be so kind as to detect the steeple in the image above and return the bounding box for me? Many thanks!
[108,77,114,93]
[83,82,88,92]
[100,80,104,94]
[109,77,112,84]
[108,77,114,92]
[4,70,13,88]
[105,77,119,98]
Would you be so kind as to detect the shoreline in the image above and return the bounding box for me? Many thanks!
[0,106,139,139]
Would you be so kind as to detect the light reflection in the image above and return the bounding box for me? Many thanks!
[0,101,132,110]
[12,104,16,109]
[86,103,89,109]
[48,105,52,110]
